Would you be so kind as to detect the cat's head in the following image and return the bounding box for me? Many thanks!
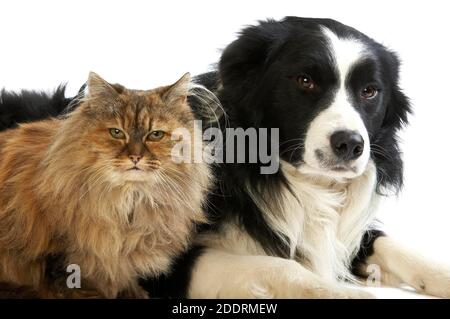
[60,72,202,185]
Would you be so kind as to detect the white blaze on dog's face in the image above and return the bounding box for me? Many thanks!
[299,28,371,179]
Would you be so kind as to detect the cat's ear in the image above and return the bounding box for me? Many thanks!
[162,73,191,105]
[87,72,119,100]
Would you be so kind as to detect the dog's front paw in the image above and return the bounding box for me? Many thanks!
[291,282,376,299]
[409,263,450,298]
[331,286,376,299]
[248,278,376,299]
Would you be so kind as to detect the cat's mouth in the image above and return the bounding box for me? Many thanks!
[127,167,142,171]
[121,166,150,182]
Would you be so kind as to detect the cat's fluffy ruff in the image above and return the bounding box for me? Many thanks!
[0,72,211,298]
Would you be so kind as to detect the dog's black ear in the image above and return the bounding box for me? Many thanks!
[382,51,411,129]
[373,50,411,194]
[219,20,285,97]
[384,88,410,128]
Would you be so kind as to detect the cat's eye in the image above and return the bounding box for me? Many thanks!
[147,130,165,141]
[109,128,126,139]
[297,74,316,91]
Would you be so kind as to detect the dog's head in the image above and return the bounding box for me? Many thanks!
[219,17,410,188]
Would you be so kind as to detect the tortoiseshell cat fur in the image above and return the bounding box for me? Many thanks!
[0,72,211,298]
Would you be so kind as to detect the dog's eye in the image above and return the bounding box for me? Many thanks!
[147,130,165,141]
[109,128,126,139]
[297,75,316,91]
[361,86,378,99]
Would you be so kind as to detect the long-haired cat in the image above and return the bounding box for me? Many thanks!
[0,72,211,298]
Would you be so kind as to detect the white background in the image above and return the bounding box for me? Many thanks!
[1,0,449,298]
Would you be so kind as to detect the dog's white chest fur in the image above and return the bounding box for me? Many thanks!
[199,161,377,282]
[279,161,378,280]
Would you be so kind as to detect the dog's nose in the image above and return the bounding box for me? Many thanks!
[330,130,364,161]
[129,155,142,164]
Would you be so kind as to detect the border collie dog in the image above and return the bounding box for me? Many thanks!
[154,17,450,299]
[2,17,450,298]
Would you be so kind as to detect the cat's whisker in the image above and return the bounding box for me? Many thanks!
[189,84,228,132]
[152,171,188,209]
[280,137,305,146]
[157,170,197,211]
[160,165,211,191]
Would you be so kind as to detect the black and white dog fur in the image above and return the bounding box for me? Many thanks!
[1,17,450,298]
[168,17,450,299]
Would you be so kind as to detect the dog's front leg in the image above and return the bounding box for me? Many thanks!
[361,236,450,298]
[188,248,374,298]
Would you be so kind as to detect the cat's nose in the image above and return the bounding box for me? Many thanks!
[129,155,142,164]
